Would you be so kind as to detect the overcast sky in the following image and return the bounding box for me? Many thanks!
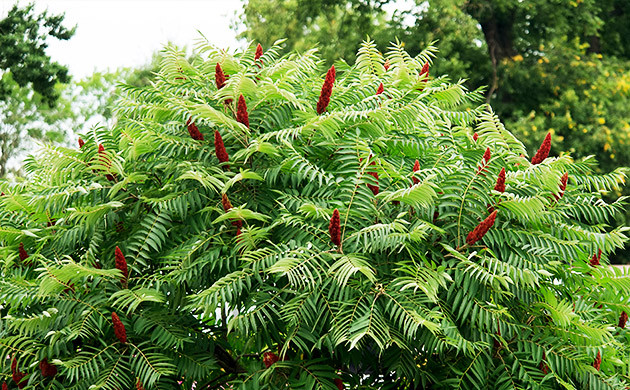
[1,0,244,78]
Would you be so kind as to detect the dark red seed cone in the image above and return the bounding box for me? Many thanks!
[483,147,491,163]
[466,210,498,246]
[98,143,111,170]
[40,358,57,378]
[531,132,551,165]
[2,381,7,390]
[317,65,336,114]
[619,311,628,329]
[98,143,105,154]
[255,43,263,61]
[214,131,230,169]
[376,82,384,95]
[215,63,226,89]
[383,59,390,71]
[494,167,506,192]
[111,312,127,343]
[593,350,601,371]
[78,137,85,148]
[540,352,549,375]
[555,172,569,200]
[367,172,379,195]
[236,94,249,128]
[473,132,478,141]
[420,61,429,76]
[136,379,145,390]
[18,243,28,261]
[115,246,129,281]
[221,193,233,212]
[11,356,17,374]
[263,352,279,368]
[334,378,344,390]
[11,357,26,389]
[590,250,600,267]
[186,118,204,141]
[329,209,341,246]
[412,159,420,185]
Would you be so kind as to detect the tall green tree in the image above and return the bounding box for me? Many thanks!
[0,3,75,106]
[0,39,628,389]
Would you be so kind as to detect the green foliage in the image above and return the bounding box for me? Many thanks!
[0,39,629,389]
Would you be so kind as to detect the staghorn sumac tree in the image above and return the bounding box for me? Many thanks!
[0,39,629,389]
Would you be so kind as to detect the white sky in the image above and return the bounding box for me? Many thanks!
[1,0,244,78]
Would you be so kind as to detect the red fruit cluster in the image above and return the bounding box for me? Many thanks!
[494,167,506,193]
[329,209,341,246]
[214,130,230,169]
[593,350,601,371]
[221,193,242,231]
[236,94,249,128]
[531,132,551,165]
[98,144,116,181]
[2,382,7,390]
[136,379,145,390]
[376,82,384,95]
[78,137,85,148]
[420,61,429,77]
[186,118,204,141]
[263,352,279,368]
[590,249,602,267]
[215,63,226,89]
[111,312,127,343]
[316,65,336,114]
[39,358,57,378]
[255,43,263,62]
[473,132,479,142]
[383,59,390,71]
[619,311,628,329]
[334,378,344,390]
[115,246,129,287]
[540,352,549,375]
[483,147,491,163]
[11,356,27,389]
[221,193,233,212]
[466,210,498,246]
[366,161,379,195]
[18,243,28,261]
[555,172,569,200]
[412,160,420,185]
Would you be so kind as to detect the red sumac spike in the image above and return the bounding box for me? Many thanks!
[214,131,230,169]
[376,82,384,95]
[590,251,600,267]
[222,194,233,212]
[236,94,249,128]
[619,311,628,329]
[18,243,28,261]
[255,43,263,61]
[215,63,226,89]
[412,159,420,185]
[334,378,344,390]
[136,379,145,390]
[2,381,7,390]
[329,209,341,246]
[383,59,390,71]
[466,210,498,246]
[111,312,127,344]
[186,118,204,141]
[115,246,129,281]
[78,137,85,148]
[531,132,551,165]
[473,132,478,141]
[494,167,506,192]
[317,65,335,114]
[262,351,279,368]
[593,350,601,371]
[40,358,57,378]
[420,61,429,76]
[483,147,491,163]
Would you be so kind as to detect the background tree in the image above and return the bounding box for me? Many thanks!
[0,39,628,389]
[0,3,75,106]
